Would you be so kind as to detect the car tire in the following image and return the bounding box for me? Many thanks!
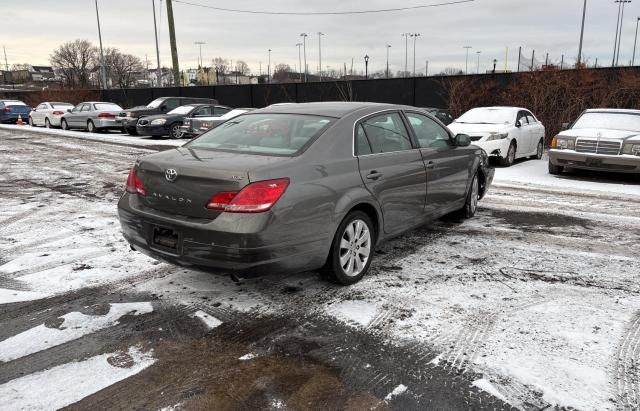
[45,118,51,128]
[500,141,516,167]
[323,211,375,286]
[87,120,97,133]
[126,127,138,136]
[169,123,183,139]
[61,119,69,130]
[28,116,34,127]
[454,172,480,219]
[532,139,544,160]
[548,161,564,175]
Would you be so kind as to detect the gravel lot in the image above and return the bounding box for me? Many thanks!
[1,125,639,410]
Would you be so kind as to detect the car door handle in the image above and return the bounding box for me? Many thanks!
[426,161,436,169]
[366,171,383,180]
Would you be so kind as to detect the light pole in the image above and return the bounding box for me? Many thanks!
[194,41,205,67]
[411,33,421,76]
[386,44,392,79]
[364,55,369,78]
[94,0,108,89]
[616,0,632,66]
[464,46,473,74]
[402,33,410,77]
[296,43,303,82]
[267,48,271,83]
[152,0,162,87]
[634,17,640,65]
[318,32,324,82]
[300,33,308,82]
[476,51,481,74]
[492,59,498,74]
[577,0,587,67]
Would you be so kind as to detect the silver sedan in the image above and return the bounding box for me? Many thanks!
[61,102,123,133]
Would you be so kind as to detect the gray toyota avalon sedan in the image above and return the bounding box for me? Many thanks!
[118,102,494,285]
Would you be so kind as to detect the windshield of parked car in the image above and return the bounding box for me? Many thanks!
[51,103,73,109]
[147,98,165,108]
[572,112,640,132]
[455,108,515,125]
[168,105,196,115]
[186,113,335,156]
[94,103,122,111]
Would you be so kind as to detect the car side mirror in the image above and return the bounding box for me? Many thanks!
[67,108,72,113]
[455,134,471,147]
[561,122,569,131]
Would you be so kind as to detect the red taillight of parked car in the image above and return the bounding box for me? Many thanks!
[3,107,11,113]
[125,168,146,196]
[52,110,65,116]
[98,113,115,118]
[206,178,290,213]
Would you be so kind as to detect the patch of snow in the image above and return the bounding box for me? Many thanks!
[0,302,153,362]
[192,310,222,330]
[0,288,49,304]
[429,354,443,366]
[0,346,155,410]
[239,353,258,361]
[384,384,408,401]
[472,378,508,402]
[326,300,379,327]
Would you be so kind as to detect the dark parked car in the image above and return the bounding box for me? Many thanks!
[118,97,218,135]
[423,107,454,125]
[136,104,231,138]
[118,102,494,285]
[0,100,31,124]
[180,108,254,139]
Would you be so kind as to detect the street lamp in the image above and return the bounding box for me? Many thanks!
[386,44,392,79]
[464,46,473,74]
[194,41,205,67]
[402,33,410,77]
[296,43,303,82]
[411,33,421,76]
[94,0,108,89]
[364,55,370,78]
[300,33,308,82]
[318,32,324,82]
[268,48,271,83]
[613,0,632,66]
[492,59,498,74]
[476,51,481,74]
[617,0,632,66]
[577,0,587,67]
[633,17,640,66]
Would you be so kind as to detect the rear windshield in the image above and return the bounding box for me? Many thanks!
[572,112,640,132]
[94,103,122,111]
[187,113,334,156]
[3,101,26,106]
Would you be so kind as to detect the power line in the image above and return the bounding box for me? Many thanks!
[172,0,474,16]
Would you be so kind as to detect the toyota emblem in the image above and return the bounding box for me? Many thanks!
[165,169,178,182]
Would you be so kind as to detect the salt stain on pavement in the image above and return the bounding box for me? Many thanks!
[0,345,155,411]
[0,302,153,362]
[325,300,379,327]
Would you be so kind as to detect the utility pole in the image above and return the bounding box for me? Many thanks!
[3,45,8,71]
[94,0,108,89]
[634,17,640,65]
[425,60,429,76]
[152,0,162,87]
[267,49,271,83]
[616,0,631,66]
[531,49,535,71]
[476,51,481,74]
[194,41,205,67]
[402,33,410,77]
[411,33,420,76]
[386,44,391,79]
[296,43,302,82]
[517,46,522,72]
[300,33,308,82]
[166,0,180,86]
[318,32,324,82]
[464,46,472,74]
[577,0,587,67]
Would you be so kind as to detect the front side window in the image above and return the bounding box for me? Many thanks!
[406,112,451,149]
[359,112,412,154]
[187,113,334,156]
[37,104,47,110]
[164,98,180,110]
[81,104,92,112]
[194,106,213,116]
[517,111,529,125]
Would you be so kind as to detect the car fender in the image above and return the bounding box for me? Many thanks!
[332,186,384,245]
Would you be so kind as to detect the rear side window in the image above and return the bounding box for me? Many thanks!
[359,112,412,154]
[187,113,334,156]
[355,124,372,155]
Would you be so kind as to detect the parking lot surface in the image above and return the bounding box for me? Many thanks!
[1,127,639,410]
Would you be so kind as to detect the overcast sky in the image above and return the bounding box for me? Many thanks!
[2,0,639,75]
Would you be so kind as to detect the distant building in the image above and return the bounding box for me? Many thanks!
[30,66,55,82]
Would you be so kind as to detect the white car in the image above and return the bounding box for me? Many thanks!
[448,107,546,166]
[29,102,74,128]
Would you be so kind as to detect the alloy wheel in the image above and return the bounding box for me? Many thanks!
[339,219,372,277]
[537,140,543,159]
[470,175,479,214]
[45,118,50,128]
[508,144,516,164]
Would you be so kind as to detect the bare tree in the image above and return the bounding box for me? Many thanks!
[110,51,144,88]
[50,39,96,88]
[211,57,229,74]
[235,60,250,76]
[272,63,292,82]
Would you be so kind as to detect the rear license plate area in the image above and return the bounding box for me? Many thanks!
[152,226,180,252]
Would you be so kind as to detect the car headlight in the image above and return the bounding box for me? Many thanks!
[201,122,210,128]
[555,137,575,150]
[486,132,509,141]
[183,120,191,127]
[622,143,640,156]
[150,118,166,126]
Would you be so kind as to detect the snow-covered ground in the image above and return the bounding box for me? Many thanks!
[1,128,639,410]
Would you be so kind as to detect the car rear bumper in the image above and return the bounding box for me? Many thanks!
[549,150,640,174]
[117,195,328,275]
[1,113,30,123]
[48,116,63,126]
[94,118,120,129]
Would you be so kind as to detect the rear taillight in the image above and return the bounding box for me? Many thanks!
[206,178,289,213]
[3,107,11,113]
[52,110,64,115]
[125,168,146,195]
[98,113,115,118]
